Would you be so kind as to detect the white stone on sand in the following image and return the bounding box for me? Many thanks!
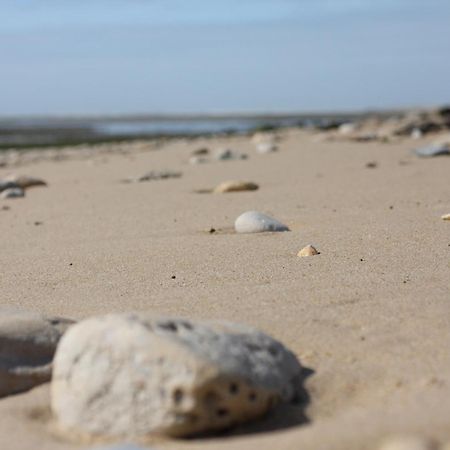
[234,211,289,233]
[256,142,278,154]
[441,213,450,221]
[51,313,302,439]
[213,180,259,193]
[1,187,25,199]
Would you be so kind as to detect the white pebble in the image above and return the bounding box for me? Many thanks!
[235,211,289,233]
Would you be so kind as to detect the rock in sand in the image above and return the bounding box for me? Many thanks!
[214,180,259,193]
[51,313,302,439]
[1,187,25,199]
[214,148,247,161]
[3,174,47,189]
[256,142,278,154]
[378,436,437,450]
[441,213,450,221]
[0,310,74,397]
[297,245,320,257]
[234,211,289,233]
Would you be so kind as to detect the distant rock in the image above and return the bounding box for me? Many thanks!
[191,147,209,156]
[256,142,278,154]
[378,436,437,450]
[51,314,302,439]
[214,180,259,193]
[122,170,182,183]
[1,187,25,199]
[414,144,449,157]
[3,174,47,189]
[0,309,73,397]
[297,245,320,257]
[214,148,247,161]
[92,445,154,450]
[234,211,289,233]
[189,156,209,165]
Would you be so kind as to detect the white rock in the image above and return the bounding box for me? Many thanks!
[0,309,73,397]
[256,142,278,154]
[441,213,450,221]
[51,314,302,439]
[1,187,25,199]
[378,436,437,450]
[234,211,289,233]
[338,122,357,135]
[213,180,259,193]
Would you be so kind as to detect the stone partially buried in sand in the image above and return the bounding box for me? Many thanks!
[234,211,289,233]
[297,245,320,257]
[51,314,302,439]
[3,174,47,189]
[0,310,74,397]
[378,436,437,450]
[213,180,259,193]
[1,187,25,199]
[441,214,450,221]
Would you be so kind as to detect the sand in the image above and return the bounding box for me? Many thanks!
[0,129,449,449]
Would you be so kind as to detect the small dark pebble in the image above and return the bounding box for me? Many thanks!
[389,206,394,210]
[171,275,176,279]
[365,161,378,168]
[209,228,216,234]
[1,205,10,211]
[360,258,365,262]
[69,263,73,266]
[34,221,43,226]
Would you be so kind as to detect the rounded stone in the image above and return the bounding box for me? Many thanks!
[297,245,319,257]
[1,187,25,199]
[213,181,259,193]
[234,211,289,233]
[51,314,302,439]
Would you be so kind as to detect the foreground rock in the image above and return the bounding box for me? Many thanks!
[1,187,25,199]
[235,211,289,233]
[214,180,259,193]
[51,314,302,439]
[0,310,74,397]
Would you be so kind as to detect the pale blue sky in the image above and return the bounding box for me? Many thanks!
[1,0,450,115]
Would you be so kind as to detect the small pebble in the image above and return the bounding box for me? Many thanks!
[366,161,378,168]
[214,180,259,193]
[235,211,289,233]
[191,147,209,156]
[441,214,450,221]
[1,187,25,199]
[256,142,278,154]
[189,156,208,165]
[378,435,437,450]
[214,148,247,161]
[297,245,320,257]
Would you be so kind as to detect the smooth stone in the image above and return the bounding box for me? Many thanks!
[441,213,450,221]
[414,144,449,157]
[3,174,47,189]
[0,309,74,397]
[256,142,278,154]
[0,180,19,192]
[122,171,182,183]
[51,314,302,439]
[214,148,247,161]
[1,187,25,199]
[378,436,437,450]
[213,180,259,193]
[234,211,289,233]
[297,245,320,257]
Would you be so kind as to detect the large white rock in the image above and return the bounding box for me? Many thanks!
[51,314,302,439]
[234,211,290,233]
[0,310,74,397]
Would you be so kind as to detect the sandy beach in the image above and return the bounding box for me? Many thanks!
[1,127,450,449]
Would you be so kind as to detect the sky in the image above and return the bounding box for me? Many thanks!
[1,0,450,116]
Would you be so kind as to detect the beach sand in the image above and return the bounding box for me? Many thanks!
[0,129,449,449]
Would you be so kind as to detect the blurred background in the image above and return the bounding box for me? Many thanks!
[1,0,449,145]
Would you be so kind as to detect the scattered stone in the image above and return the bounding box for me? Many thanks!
[378,435,437,450]
[338,122,357,135]
[256,142,278,154]
[189,156,209,165]
[441,214,450,221]
[1,187,25,199]
[214,180,259,193]
[214,148,247,161]
[234,211,289,233]
[51,313,302,439]
[191,147,209,156]
[0,309,74,397]
[414,144,450,158]
[0,180,18,192]
[297,245,320,257]
[122,170,182,183]
[3,174,47,189]
[365,161,378,168]
[1,205,10,211]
